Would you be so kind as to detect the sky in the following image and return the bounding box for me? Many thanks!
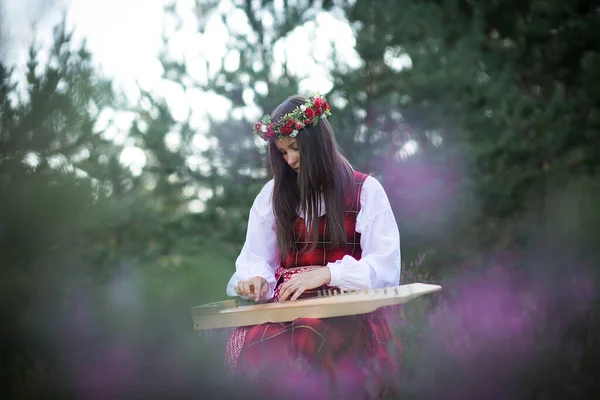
[2,0,368,176]
[2,0,361,109]
[3,0,172,173]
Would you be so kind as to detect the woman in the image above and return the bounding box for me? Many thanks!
[225,94,402,398]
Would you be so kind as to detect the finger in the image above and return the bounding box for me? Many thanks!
[279,284,290,302]
[280,282,289,294]
[278,282,289,298]
[290,286,305,301]
[256,279,268,301]
[242,281,252,296]
[280,290,290,302]
[236,281,245,296]
[251,278,262,302]
[280,284,297,302]
[260,281,269,295]
[283,283,297,302]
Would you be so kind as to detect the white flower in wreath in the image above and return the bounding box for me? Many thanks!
[261,124,268,133]
[290,130,298,137]
[300,105,306,111]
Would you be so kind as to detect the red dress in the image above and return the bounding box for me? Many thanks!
[225,172,402,399]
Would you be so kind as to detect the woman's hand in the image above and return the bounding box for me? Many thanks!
[279,268,331,302]
[235,276,269,302]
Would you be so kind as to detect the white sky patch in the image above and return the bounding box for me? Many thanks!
[188,199,206,213]
[384,46,413,72]
[119,145,146,176]
[398,140,419,160]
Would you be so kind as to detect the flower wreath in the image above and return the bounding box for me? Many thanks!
[253,94,332,141]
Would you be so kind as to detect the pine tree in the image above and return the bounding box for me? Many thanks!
[159,0,334,243]
[335,0,600,258]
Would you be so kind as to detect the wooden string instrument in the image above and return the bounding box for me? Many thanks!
[191,282,442,330]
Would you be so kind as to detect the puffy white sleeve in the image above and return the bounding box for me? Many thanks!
[327,176,401,290]
[225,179,280,300]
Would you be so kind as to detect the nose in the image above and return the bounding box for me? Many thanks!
[287,151,298,167]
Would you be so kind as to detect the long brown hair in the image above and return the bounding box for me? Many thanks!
[267,95,355,258]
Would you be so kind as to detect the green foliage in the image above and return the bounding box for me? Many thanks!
[331,0,600,261]
[0,18,237,398]
[0,21,112,397]
[0,20,114,270]
[1,0,599,397]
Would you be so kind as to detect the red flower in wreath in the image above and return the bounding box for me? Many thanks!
[313,97,326,109]
[304,108,316,119]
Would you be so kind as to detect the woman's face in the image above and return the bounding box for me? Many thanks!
[275,136,300,172]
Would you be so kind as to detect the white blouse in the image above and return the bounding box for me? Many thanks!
[225,176,401,300]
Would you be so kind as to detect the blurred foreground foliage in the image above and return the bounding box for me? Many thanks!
[1,1,599,398]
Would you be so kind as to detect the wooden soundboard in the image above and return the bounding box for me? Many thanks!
[192,282,441,330]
